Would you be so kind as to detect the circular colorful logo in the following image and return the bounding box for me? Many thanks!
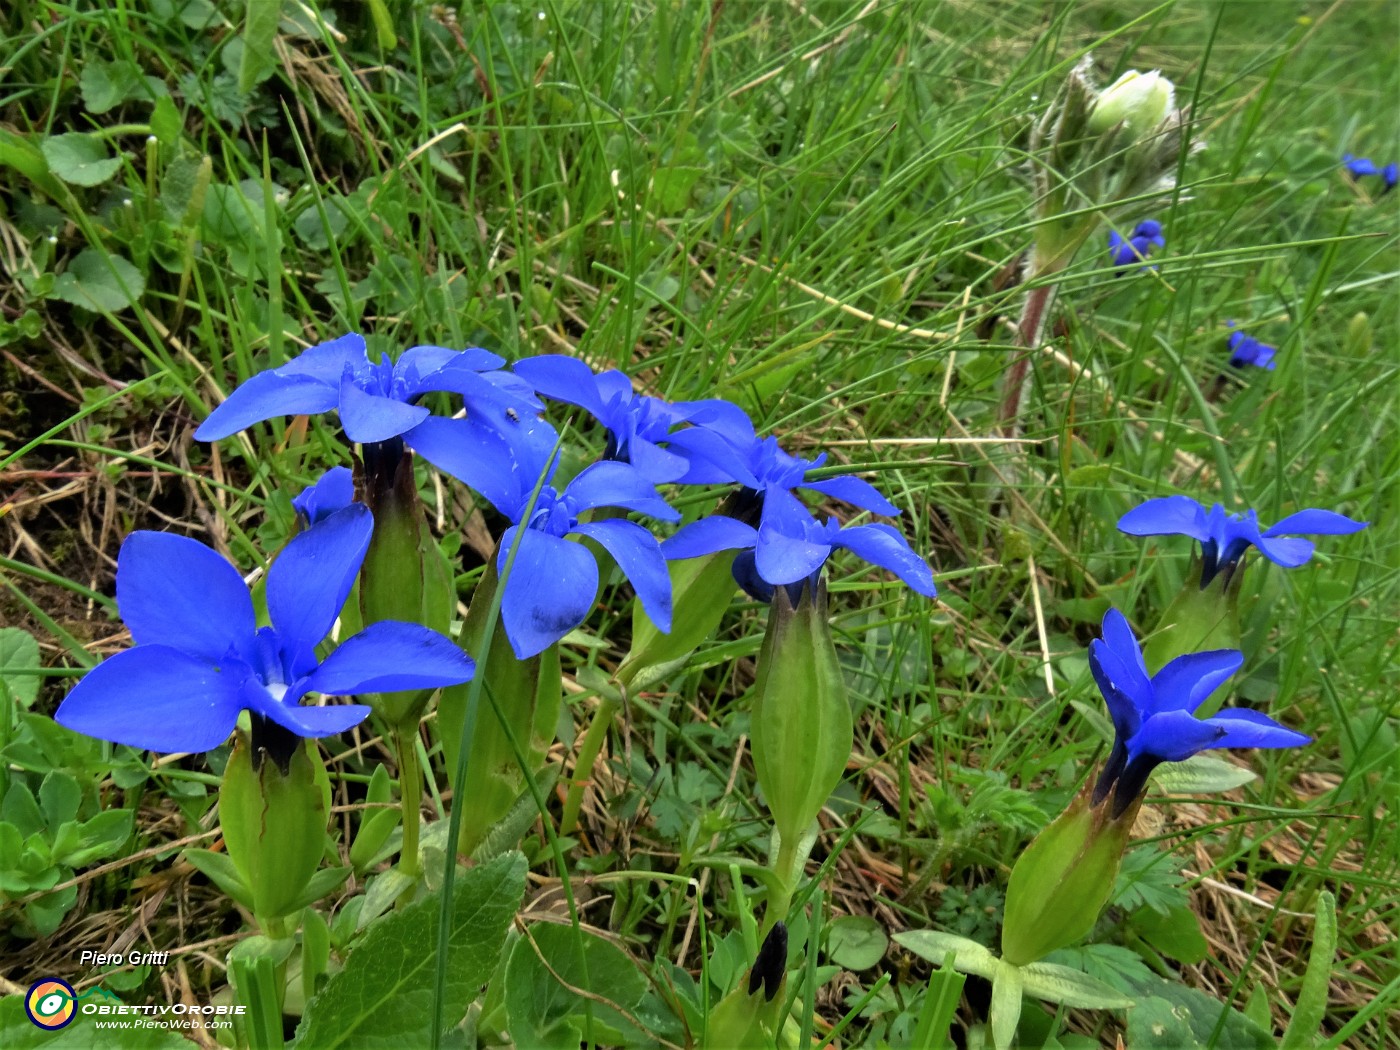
[25,978,77,1030]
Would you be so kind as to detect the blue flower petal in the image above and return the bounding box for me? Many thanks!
[566,461,678,521]
[621,436,691,484]
[497,527,599,659]
[754,490,830,586]
[55,645,246,752]
[194,372,339,441]
[337,371,431,444]
[1099,608,1152,700]
[298,620,474,697]
[829,522,937,597]
[267,505,373,667]
[1088,637,1144,743]
[663,426,760,487]
[279,333,368,383]
[398,346,504,394]
[292,467,356,527]
[243,680,372,739]
[574,519,672,632]
[117,532,256,663]
[513,355,608,417]
[800,475,900,516]
[1202,708,1312,750]
[660,516,758,560]
[1130,708,1231,763]
[406,416,523,519]
[1117,495,1211,541]
[1264,509,1368,538]
[1148,648,1244,716]
[1250,534,1316,568]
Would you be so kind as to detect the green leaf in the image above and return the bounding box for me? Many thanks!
[2,780,44,837]
[281,865,351,914]
[0,993,192,1048]
[38,772,82,828]
[1280,890,1336,1050]
[41,133,123,187]
[182,848,255,912]
[504,923,649,1049]
[989,959,1024,1050]
[1152,753,1257,794]
[238,0,284,94]
[150,96,184,147]
[80,59,145,115]
[48,250,146,312]
[825,914,888,971]
[294,851,526,1050]
[1130,903,1209,965]
[1124,973,1273,1050]
[892,930,998,979]
[1020,960,1135,1009]
[0,627,42,708]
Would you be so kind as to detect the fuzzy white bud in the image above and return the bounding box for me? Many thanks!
[1089,69,1175,136]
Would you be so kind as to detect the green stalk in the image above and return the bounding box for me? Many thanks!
[393,722,423,884]
[559,692,621,836]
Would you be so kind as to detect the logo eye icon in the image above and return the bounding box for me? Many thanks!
[25,978,77,1030]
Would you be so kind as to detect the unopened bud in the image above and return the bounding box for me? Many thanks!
[1089,69,1175,137]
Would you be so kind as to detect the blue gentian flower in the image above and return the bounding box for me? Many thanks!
[512,355,759,486]
[1342,154,1380,179]
[1118,495,1368,586]
[1107,219,1164,271]
[194,333,539,446]
[1383,163,1397,193]
[291,467,354,527]
[55,506,475,753]
[662,490,936,602]
[1225,325,1277,370]
[407,417,679,658]
[1089,608,1310,816]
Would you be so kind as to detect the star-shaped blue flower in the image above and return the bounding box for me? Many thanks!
[512,355,759,486]
[662,488,935,603]
[194,333,538,447]
[56,505,475,753]
[1088,608,1310,815]
[1118,495,1368,586]
[407,416,679,658]
[1107,219,1164,271]
[1225,323,1277,370]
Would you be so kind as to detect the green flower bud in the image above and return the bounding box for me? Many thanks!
[1141,554,1243,684]
[703,923,793,1049]
[1000,789,1136,966]
[616,550,738,691]
[1088,70,1176,137]
[220,728,333,926]
[750,580,851,852]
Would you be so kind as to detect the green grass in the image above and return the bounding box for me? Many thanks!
[1,0,1397,1046]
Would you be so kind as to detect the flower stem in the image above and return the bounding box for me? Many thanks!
[996,279,1058,436]
[393,723,422,883]
[761,835,802,939]
[560,692,621,836]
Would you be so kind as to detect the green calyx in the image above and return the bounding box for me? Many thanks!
[356,446,455,725]
[437,556,562,856]
[750,579,852,854]
[1000,789,1137,966]
[220,733,333,926]
[616,550,738,691]
[1141,555,1244,678]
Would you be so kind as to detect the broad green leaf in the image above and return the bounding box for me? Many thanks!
[41,133,123,187]
[0,627,42,708]
[504,923,649,1050]
[2,780,44,837]
[1153,753,1257,794]
[989,960,1023,1050]
[892,930,998,979]
[825,914,888,971]
[1020,961,1135,1008]
[150,96,184,147]
[1128,996,1202,1048]
[48,250,146,312]
[38,772,82,828]
[238,0,284,94]
[80,59,145,114]
[1124,973,1273,1050]
[294,851,526,1050]
[1130,903,1209,965]
[182,848,255,912]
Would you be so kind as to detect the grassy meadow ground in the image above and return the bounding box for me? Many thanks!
[1,0,1397,1046]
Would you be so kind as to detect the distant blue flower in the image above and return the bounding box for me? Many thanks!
[1342,154,1380,179]
[1383,163,1398,193]
[1089,608,1310,815]
[195,333,539,447]
[56,507,475,753]
[292,467,355,527]
[1107,219,1165,271]
[512,355,759,486]
[662,489,936,603]
[1225,324,1277,370]
[1118,495,1368,586]
[407,417,679,658]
